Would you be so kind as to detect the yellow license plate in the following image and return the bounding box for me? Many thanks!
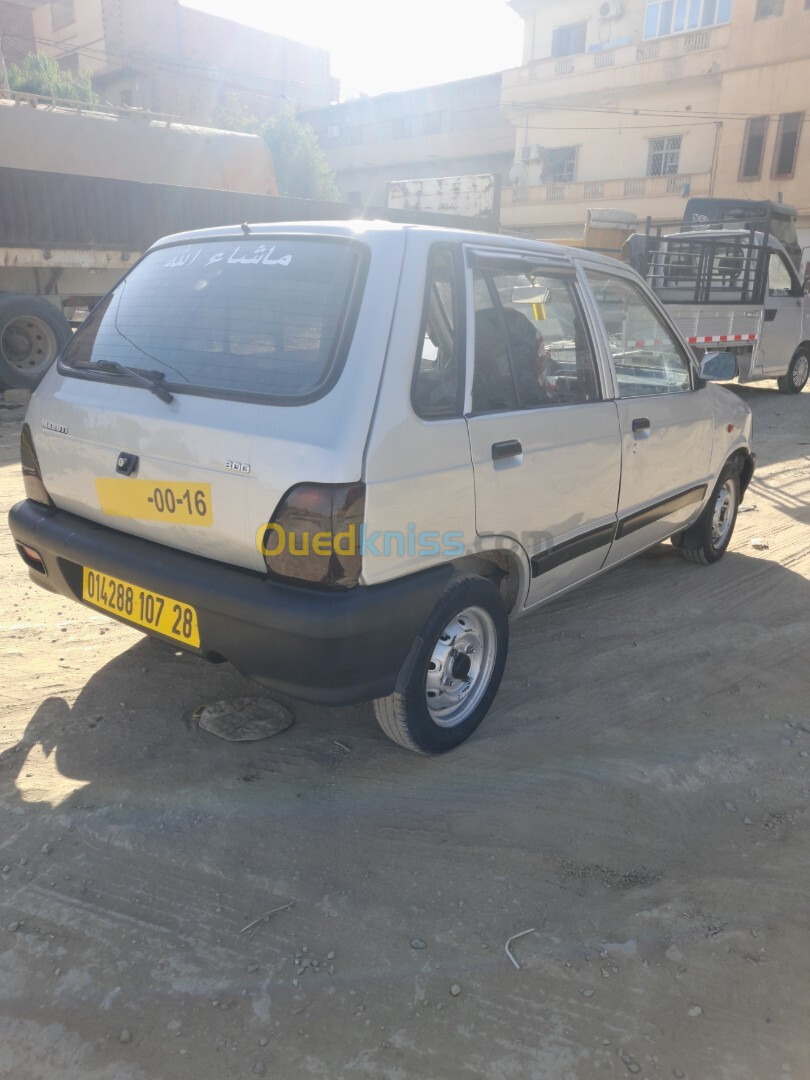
[82,567,200,648]
[95,479,213,527]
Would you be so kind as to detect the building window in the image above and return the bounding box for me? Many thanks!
[542,147,577,184]
[392,117,411,139]
[754,0,783,17]
[551,22,587,57]
[643,0,731,38]
[647,135,682,176]
[772,113,803,178]
[326,124,340,139]
[422,111,443,135]
[739,116,769,179]
[50,0,75,31]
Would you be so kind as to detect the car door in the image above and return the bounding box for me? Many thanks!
[756,250,804,375]
[582,266,715,567]
[464,249,622,609]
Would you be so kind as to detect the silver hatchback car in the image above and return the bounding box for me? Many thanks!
[10,221,754,753]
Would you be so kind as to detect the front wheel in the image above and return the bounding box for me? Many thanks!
[677,465,740,565]
[373,574,509,754]
[777,348,809,395]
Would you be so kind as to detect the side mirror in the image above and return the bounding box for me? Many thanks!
[698,351,738,382]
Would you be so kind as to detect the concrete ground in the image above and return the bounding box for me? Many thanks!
[1,384,809,1080]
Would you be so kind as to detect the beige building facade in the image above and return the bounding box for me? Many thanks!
[502,0,810,248]
[13,0,334,123]
[302,74,516,213]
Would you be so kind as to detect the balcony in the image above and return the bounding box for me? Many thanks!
[501,172,713,228]
[503,25,729,101]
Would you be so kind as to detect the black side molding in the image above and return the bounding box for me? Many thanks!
[616,484,707,540]
[531,521,616,577]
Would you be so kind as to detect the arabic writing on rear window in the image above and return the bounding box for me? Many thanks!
[63,238,363,402]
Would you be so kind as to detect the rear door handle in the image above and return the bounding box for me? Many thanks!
[492,439,522,461]
[632,417,651,437]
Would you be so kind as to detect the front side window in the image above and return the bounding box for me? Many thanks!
[472,267,600,414]
[739,116,769,180]
[586,271,693,398]
[551,22,587,57]
[767,253,794,296]
[772,112,803,178]
[412,247,463,419]
[62,238,366,403]
[647,136,682,176]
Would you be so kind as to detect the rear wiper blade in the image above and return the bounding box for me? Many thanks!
[75,361,174,405]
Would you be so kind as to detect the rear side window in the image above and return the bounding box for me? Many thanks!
[471,268,601,413]
[62,237,366,403]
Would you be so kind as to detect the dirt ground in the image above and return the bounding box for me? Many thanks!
[1,384,809,1080]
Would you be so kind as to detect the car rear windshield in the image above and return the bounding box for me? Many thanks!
[62,236,366,403]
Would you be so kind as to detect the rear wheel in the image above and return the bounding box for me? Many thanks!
[373,574,509,754]
[677,464,740,565]
[776,348,809,395]
[0,294,72,390]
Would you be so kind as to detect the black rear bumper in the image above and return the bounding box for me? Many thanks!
[8,500,451,706]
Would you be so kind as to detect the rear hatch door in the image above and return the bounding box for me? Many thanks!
[29,231,382,573]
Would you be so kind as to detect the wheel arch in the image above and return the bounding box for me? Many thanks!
[450,542,530,617]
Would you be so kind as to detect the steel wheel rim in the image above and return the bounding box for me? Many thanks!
[425,605,498,728]
[0,315,59,375]
[791,353,809,390]
[711,479,736,550]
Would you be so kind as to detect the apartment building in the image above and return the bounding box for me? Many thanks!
[302,74,515,211]
[14,0,335,123]
[502,0,810,245]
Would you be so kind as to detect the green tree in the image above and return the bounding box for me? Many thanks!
[212,91,260,134]
[260,104,339,201]
[8,52,98,105]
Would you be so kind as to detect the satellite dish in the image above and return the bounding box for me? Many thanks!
[508,162,527,186]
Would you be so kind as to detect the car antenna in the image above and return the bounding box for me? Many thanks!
[241,222,251,236]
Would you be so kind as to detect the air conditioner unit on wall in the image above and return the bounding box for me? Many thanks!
[598,0,625,18]
[521,144,542,162]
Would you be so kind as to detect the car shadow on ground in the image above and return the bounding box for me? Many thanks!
[2,540,808,821]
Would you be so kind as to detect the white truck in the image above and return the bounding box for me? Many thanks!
[626,205,810,393]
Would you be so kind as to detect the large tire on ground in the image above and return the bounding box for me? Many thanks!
[776,348,810,395]
[373,574,509,754]
[677,463,740,565]
[0,293,72,391]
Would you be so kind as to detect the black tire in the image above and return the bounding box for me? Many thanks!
[678,464,740,565]
[776,348,809,395]
[373,574,509,754]
[0,293,72,391]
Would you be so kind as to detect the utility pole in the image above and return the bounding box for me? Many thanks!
[0,34,11,92]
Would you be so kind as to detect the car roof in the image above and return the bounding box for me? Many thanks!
[146,219,628,272]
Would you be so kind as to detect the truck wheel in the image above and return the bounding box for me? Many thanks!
[0,294,72,390]
[776,348,809,395]
[373,575,509,754]
[678,464,740,565]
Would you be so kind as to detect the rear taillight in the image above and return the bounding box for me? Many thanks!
[20,423,53,506]
[259,482,365,588]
